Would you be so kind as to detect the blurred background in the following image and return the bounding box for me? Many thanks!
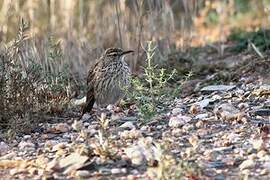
[1,0,270,76]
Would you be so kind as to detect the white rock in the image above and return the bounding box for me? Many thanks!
[251,139,264,150]
[111,168,122,174]
[171,108,183,115]
[81,113,91,121]
[239,159,255,170]
[75,170,91,177]
[18,141,35,149]
[214,103,241,120]
[125,146,145,165]
[120,122,135,130]
[23,135,31,140]
[238,103,249,109]
[0,142,9,155]
[195,113,208,119]
[211,94,222,101]
[195,99,211,109]
[201,85,236,92]
[106,104,114,111]
[169,115,191,128]
[140,126,148,132]
[263,161,270,169]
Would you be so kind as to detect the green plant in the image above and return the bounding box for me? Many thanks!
[147,142,202,180]
[0,19,75,136]
[91,113,117,159]
[228,28,270,53]
[126,41,176,119]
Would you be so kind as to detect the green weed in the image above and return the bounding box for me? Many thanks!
[126,41,176,119]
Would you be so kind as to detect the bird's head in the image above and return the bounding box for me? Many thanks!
[104,48,134,60]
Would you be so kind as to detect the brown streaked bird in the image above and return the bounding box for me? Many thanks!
[82,47,133,114]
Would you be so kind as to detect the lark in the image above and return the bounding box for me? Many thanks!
[82,48,133,114]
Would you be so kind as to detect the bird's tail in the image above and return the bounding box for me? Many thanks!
[82,88,95,115]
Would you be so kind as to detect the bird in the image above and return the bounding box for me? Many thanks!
[82,47,134,114]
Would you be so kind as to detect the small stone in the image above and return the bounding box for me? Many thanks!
[75,170,91,177]
[188,135,199,147]
[125,146,145,165]
[120,122,135,130]
[0,152,15,159]
[260,169,269,175]
[81,113,91,121]
[251,139,264,150]
[52,142,66,152]
[0,142,9,155]
[46,159,60,171]
[111,168,122,174]
[195,120,204,128]
[59,153,89,174]
[238,103,249,109]
[23,135,31,140]
[214,103,242,121]
[140,126,148,132]
[257,150,267,159]
[169,115,191,128]
[241,169,250,175]
[55,123,70,133]
[9,168,19,175]
[195,99,211,109]
[106,104,114,111]
[83,122,90,127]
[263,161,270,169]
[201,85,236,92]
[195,113,208,120]
[171,108,183,115]
[18,141,35,150]
[120,129,142,139]
[239,159,255,170]
[253,108,270,116]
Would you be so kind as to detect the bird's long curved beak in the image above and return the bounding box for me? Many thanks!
[121,50,134,56]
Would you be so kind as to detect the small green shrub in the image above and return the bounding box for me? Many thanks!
[228,29,270,52]
[126,41,176,119]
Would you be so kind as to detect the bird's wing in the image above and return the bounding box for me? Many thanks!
[82,60,99,114]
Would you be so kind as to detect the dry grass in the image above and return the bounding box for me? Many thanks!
[0,19,78,136]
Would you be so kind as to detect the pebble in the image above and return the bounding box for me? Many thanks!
[111,168,123,174]
[125,146,145,165]
[81,113,91,121]
[18,141,35,149]
[200,85,236,92]
[23,135,31,140]
[140,126,148,132]
[239,159,255,170]
[251,139,264,150]
[52,142,66,152]
[195,113,208,120]
[75,170,91,177]
[169,115,191,128]
[0,142,9,155]
[120,122,135,130]
[171,108,183,115]
[55,123,70,133]
[238,102,249,109]
[106,104,114,111]
[263,161,270,169]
